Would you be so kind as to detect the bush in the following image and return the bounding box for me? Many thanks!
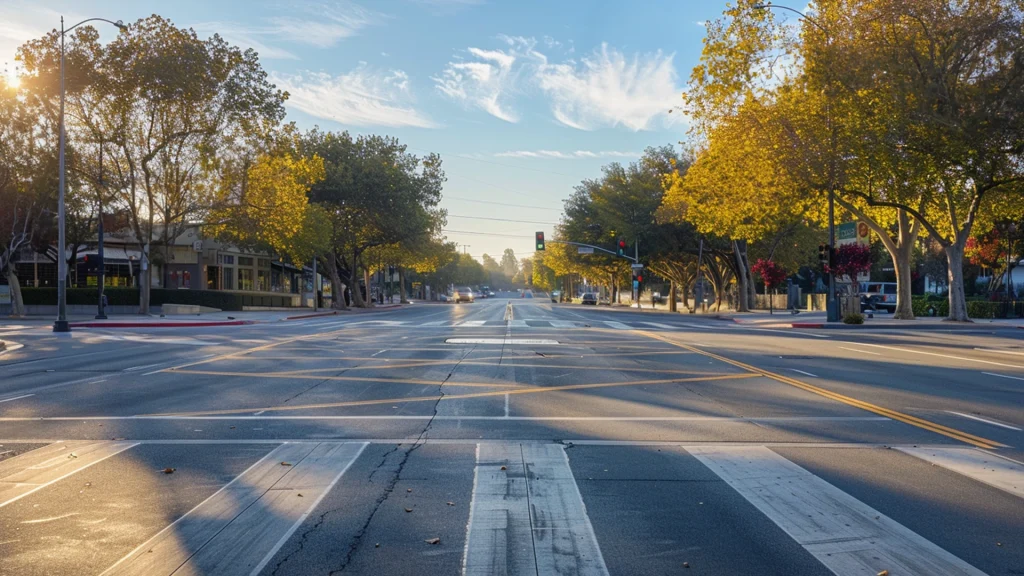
[843,313,865,324]
[912,296,948,317]
[19,288,139,306]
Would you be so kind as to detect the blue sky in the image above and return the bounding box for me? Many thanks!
[2,0,732,261]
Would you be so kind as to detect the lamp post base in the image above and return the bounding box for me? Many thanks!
[53,320,71,333]
[826,299,839,322]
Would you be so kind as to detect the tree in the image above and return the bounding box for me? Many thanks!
[828,243,873,291]
[302,130,445,308]
[752,257,788,313]
[513,257,533,287]
[500,248,519,279]
[208,147,327,265]
[17,15,288,312]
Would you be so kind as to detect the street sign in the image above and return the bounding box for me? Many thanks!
[577,246,594,254]
[633,280,639,289]
[630,263,644,270]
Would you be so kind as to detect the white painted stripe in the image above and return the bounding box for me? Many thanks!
[838,346,881,355]
[0,441,138,508]
[983,371,1024,382]
[688,446,986,576]
[445,338,560,345]
[848,341,1024,369]
[946,411,1022,431]
[103,442,366,576]
[549,320,579,329]
[507,319,528,328]
[463,443,608,576]
[457,320,487,327]
[420,320,450,327]
[0,394,33,404]
[641,322,677,329]
[975,348,1024,357]
[898,447,1024,499]
[788,369,819,378]
[603,321,632,330]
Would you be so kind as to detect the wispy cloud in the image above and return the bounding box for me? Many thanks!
[494,150,641,160]
[273,65,437,128]
[435,37,682,131]
[536,43,683,131]
[195,1,380,60]
[0,2,88,66]
[432,37,540,123]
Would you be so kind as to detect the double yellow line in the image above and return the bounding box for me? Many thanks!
[640,331,1004,450]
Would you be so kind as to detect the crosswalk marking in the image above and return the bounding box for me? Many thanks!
[898,447,1024,499]
[420,320,450,326]
[688,446,986,576]
[463,443,608,576]
[507,319,528,328]
[0,440,138,508]
[457,320,487,327]
[641,322,676,329]
[603,321,632,330]
[549,320,579,329]
[102,442,366,576]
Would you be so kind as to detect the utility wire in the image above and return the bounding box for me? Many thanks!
[444,196,562,212]
[447,214,557,225]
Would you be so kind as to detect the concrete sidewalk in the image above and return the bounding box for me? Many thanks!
[713,309,1024,330]
[0,301,413,329]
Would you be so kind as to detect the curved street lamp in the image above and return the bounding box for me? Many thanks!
[53,17,127,333]
[751,3,840,322]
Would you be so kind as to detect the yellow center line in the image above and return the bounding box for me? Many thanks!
[638,330,1005,450]
[144,373,757,417]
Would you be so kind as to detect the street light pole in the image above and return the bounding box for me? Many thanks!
[752,3,838,321]
[53,16,127,333]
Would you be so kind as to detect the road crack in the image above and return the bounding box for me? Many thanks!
[323,345,476,575]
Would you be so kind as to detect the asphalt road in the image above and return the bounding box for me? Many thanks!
[0,298,1021,575]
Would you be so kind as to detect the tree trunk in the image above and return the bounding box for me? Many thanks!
[323,257,348,310]
[945,241,970,322]
[139,243,151,315]
[669,280,677,312]
[361,266,373,308]
[731,240,750,312]
[398,266,409,303]
[5,266,25,317]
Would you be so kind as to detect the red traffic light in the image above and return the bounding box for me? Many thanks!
[618,239,626,249]
[637,275,643,282]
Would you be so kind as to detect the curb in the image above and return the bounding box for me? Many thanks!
[68,320,253,328]
[285,310,339,320]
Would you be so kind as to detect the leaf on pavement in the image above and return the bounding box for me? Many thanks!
[877,571,888,576]
[424,538,440,545]
[500,465,507,470]
[405,508,413,513]
[280,462,292,466]
[162,468,176,474]
[447,502,455,506]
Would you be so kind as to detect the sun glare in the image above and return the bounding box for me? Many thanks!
[3,72,19,89]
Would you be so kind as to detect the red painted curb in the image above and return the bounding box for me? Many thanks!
[791,323,825,328]
[285,311,338,320]
[68,320,252,328]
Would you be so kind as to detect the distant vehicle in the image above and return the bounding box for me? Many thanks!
[438,294,451,303]
[551,290,561,303]
[651,292,664,304]
[860,282,897,312]
[581,292,598,305]
[453,287,475,303]
[488,290,495,297]
[478,286,490,298]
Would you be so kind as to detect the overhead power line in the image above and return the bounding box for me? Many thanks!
[447,214,556,225]
[441,229,536,239]
[444,196,562,212]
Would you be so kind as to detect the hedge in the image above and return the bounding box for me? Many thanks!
[912,296,1024,318]
[150,289,245,311]
[19,288,139,306]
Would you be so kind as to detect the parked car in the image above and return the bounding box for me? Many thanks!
[651,291,664,304]
[581,292,598,305]
[488,290,495,297]
[860,282,897,312]
[452,287,475,303]
[477,286,489,299]
[550,290,561,303]
[438,294,451,303]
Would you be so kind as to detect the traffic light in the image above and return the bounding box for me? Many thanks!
[636,273,643,283]
[818,243,829,267]
[84,255,102,272]
[535,231,545,251]
[617,238,626,257]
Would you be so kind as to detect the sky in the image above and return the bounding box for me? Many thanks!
[1,0,733,262]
